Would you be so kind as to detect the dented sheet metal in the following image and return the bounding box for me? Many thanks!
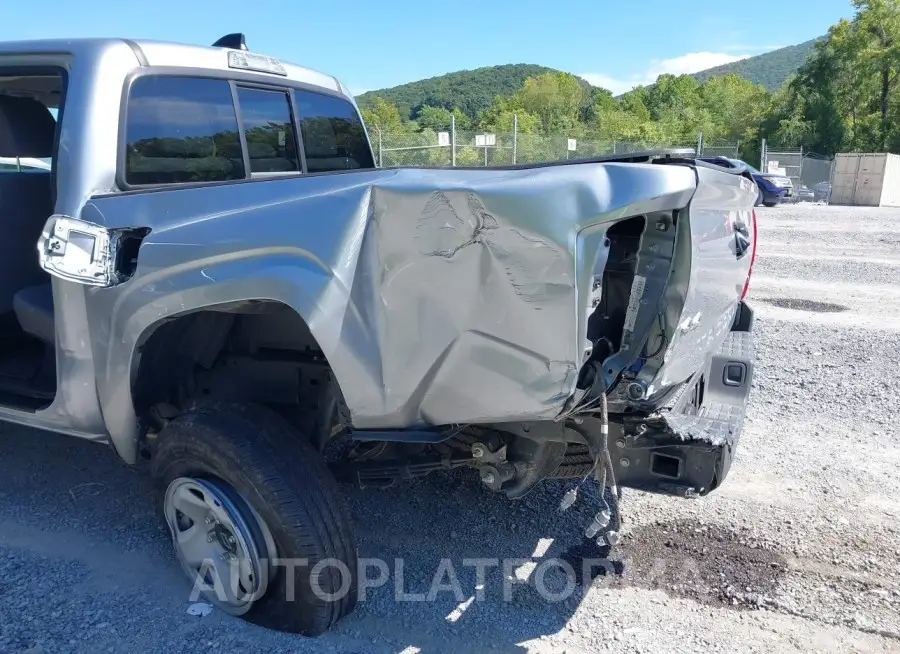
[604,165,756,414]
[80,159,743,453]
[612,326,755,496]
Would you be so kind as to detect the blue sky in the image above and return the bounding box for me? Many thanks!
[1,0,856,95]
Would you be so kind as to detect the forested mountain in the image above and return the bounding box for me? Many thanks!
[358,1,900,157]
[356,64,573,121]
[692,38,823,90]
[357,40,821,120]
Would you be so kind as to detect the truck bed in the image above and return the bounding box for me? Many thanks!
[88,149,758,436]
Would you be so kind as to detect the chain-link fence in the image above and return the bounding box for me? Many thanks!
[368,124,838,204]
[761,141,835,202]
[796,154,834,201]
[700,142,743,158]
[370,124,740,168]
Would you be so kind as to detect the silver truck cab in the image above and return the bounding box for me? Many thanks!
[0,34,758,636]
[0,35,380,633]
[0,34,370,452]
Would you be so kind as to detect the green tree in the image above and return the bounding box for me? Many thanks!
[620,89,652,123]
[477,96,541,133]
[643,74,701,122]
[360,96,405,133]
[853,0,900,149]
[581,87,617,124]
[513,72,585,134]
[415,105,453,131]
[760,78,815,148]
[700,74,770,143]
[593,106,646,141]
[451,108,472,131]
[772,0,900,153]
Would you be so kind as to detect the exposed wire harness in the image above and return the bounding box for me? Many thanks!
[559,391,622,547]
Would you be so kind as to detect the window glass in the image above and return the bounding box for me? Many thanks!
[124,77,244,185]
[236,87,299,174]
[0,80,59,174]
[293,90,374,172]
[728,158,759,173]
[0,157,51,173]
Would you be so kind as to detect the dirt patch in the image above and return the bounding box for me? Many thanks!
[560,519,788,611]
[757,297,849,313]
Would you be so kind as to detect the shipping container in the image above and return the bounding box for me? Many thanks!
[830,153,900,207]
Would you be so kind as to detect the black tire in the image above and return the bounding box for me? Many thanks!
[763,201,778,207]
[151,402,358,635]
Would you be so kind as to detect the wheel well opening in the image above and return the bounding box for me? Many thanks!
[132,300,346,455]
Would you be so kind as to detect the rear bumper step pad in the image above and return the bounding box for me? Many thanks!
[608,325,755,497]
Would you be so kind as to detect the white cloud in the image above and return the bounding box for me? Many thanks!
[578,73,634,95]
[580,51,753,95]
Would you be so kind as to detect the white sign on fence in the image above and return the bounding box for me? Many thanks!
[567,138,577,151]
[475,134,496,147]
[437,132,450,147]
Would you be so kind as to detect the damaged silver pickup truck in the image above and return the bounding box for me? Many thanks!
[0,34,758,635]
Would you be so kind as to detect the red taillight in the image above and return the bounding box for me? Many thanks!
[740,209,758,300]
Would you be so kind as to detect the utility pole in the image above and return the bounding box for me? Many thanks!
[513,113,518,165]
[377,126,383,168]
[451,114,456,167]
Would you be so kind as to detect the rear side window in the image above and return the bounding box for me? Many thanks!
[124,77,244,185]
[294,90,374,172]
[236,87,299,175]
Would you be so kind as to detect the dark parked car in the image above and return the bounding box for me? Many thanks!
[699,156,794,206]
[814,181,831,202]
[794,184,815,202]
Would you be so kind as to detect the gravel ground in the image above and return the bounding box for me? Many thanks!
[2,203,900,653]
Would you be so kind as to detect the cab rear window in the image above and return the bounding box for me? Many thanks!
[122,75,372,187]
[236,87,299,175]
[124,76,245,186]
[293,90,374,173]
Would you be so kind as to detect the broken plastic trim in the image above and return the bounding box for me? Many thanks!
[38,214,148,287]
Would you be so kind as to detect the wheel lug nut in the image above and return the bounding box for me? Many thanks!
[207,533,215,543]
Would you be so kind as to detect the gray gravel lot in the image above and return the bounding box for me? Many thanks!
[1,203,900,653]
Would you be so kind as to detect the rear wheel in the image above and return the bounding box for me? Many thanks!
[151,402,358,635]
[763,201,778,207]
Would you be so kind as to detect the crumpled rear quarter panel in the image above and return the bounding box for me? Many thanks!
[358,182,578,425]
[85,163,697,432]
